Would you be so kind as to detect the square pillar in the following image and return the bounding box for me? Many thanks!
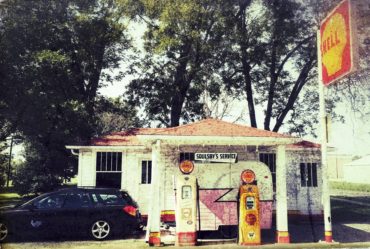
[146,140,162,246]
[275,145,290,243]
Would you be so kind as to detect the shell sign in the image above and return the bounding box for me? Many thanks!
[320,0,355,86]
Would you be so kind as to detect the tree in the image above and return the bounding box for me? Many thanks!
[0,0,132,193]
[122,0,226,127]
[219,0,324,136]
[94,96,144,135]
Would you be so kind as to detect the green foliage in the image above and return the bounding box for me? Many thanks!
[0,0,134,194]
[122,0,338,135]
[0,154,7,188]
[12,163,62,196]
[123,0,226,127]
[94,96,144,135]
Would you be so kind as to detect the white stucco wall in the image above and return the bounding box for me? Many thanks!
[78,151,95,187]
[77,144,323,216]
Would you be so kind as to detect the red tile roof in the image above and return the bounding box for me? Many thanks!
[91,119,296,146]
[150,119,293,138]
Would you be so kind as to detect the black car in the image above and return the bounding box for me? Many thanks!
[0,188,142,241]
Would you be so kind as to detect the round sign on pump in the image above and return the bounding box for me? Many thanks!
[241,169,256,184]
[179,160,194,174]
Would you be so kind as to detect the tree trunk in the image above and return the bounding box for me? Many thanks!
[169,44,192,127]
[238,1,257,128]
[264,39,278,131]
[272,58,315,132]
[241,57,257,128]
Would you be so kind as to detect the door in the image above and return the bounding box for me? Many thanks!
[18,192,67,237]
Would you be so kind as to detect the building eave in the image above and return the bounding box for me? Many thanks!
[137,135,301,146]
[65,145,146,151]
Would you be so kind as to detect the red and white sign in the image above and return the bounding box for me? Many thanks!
[320,0,356,86]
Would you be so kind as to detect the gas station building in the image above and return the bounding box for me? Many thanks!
[67,118,324,245]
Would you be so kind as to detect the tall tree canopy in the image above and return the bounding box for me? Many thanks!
[122,0,332,136]
[122,0,226,127]
[220,0,319,135]
[0,0,135,193]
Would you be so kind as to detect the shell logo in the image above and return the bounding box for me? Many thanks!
[321,13,347,76]
[320,0,354,86]
[179,160,194,174]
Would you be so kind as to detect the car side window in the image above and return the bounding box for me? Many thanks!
[90,193,126,206]
[100,194,125,205]
[64,192,90,208]
[34,193,66,209]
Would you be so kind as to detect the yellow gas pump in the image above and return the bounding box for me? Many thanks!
[238,169,261,246]
[175,160,197,246]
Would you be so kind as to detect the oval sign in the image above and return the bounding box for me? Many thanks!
[241,169,256,184]
[179,160,194,174]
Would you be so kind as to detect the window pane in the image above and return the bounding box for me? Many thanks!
[141,161,147,184]
[35,193,66,209]
[96,152,122,172]
[307,163,312,187]
[96,172,121,188]
[111,153,114,170]
[98,193,126,205]
[117,152,122,171]
[300,163,307,187]
[312,163,318,187]
[148,161,152,184]
[259,153,276,188]
[102,152,107,171]
[64,192,90,208]
[96,152,101,171]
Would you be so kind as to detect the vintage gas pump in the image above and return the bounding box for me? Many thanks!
[238,169,261,245]
[175,160,197,246]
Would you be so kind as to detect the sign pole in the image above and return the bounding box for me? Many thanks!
[317,30,333,243]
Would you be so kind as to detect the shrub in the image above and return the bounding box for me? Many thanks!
[12,162,62,196]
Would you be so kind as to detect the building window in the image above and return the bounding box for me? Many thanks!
[259,153,276,187]
[180,152,195,162]
[300,163,318,187]
[96,152,122,172]
[96,152,122,188]
[141,160,152,184]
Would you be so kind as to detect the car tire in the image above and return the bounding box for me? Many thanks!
[90,220,111,240]
[0,222,9,242]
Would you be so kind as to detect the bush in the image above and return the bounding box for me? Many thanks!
[12,162,62,196]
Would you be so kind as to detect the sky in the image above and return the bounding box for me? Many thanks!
[98,75,370,157]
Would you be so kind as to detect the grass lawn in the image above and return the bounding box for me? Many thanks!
[0,187,34,208]
[330,181,370,193]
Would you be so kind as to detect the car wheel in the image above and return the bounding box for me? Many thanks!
[0,222,9,241]
[90,220,111,240]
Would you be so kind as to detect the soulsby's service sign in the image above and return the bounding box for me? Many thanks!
[320,0,357,86]
[194,153,238,163]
